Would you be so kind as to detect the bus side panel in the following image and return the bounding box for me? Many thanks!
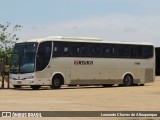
[35,70,51,85]
[145,68,154,83]
[65,68,71,84]
[51,58,71,84]
[144,58,155,83]
[70,67,87,84]
[86,68,102,84]
[102,69,118,84]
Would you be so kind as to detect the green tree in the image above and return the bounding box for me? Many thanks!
[0,22,22,63]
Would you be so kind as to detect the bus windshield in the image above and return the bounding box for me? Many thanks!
[10,42,38,74]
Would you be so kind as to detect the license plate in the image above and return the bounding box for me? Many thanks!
[17,81,22,84]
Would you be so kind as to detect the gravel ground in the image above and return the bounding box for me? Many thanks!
[0,78,160,120]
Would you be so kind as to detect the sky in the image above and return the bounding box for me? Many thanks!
[1,0,160,46]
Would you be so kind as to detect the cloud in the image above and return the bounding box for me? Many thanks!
[18,13,160,46]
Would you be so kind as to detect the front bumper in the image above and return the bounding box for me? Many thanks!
[9,73,37,86]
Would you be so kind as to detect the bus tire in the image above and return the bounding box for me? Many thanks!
[30,85,41,90]
[13,85,21,89]
[50,76,62,89]
[123,75,133,86]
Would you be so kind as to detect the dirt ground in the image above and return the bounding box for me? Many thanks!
[0,78,160,120]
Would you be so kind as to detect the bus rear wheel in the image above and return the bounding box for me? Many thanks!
[50,76,62,89]
[30,85,41,90]
[123,75,133,86]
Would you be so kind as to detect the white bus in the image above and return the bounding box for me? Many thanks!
[9,36,155,90]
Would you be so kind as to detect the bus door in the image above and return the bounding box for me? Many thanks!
[36,41,52,84]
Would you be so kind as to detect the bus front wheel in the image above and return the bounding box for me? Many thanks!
[50,76,62,89]
[123,75,133,86]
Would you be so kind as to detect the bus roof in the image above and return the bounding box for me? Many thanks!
[17,36,154,46]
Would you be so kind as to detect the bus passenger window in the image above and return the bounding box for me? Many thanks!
[54,47,58,52]
[108,46,115,57]
[64,47,68,52]
[81,46,86,56]
[62,43,69,56]
[101,47,110,57]
[143,46,153,58]
[117,46,129,58]
[90,44,100,57]
[130,47,137,58]
[71,43,84,57]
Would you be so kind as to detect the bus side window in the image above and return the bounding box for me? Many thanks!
[142,46,153,58]
[101,45,115,58]
[136,46,142,58]
[81,46,86,56]
[117,45,129,58]
[61,42,69,56]
[63,46,69,56]
[72,43,81,56]
[53,42,61,57]
[108,45,115,57]
[70,42,86,57]
[130,46,137,58]
[130,45,142,58]
[53,46,58,56]
[89,44,100,57]
[53,42,69,57]
[101,45,110,57]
